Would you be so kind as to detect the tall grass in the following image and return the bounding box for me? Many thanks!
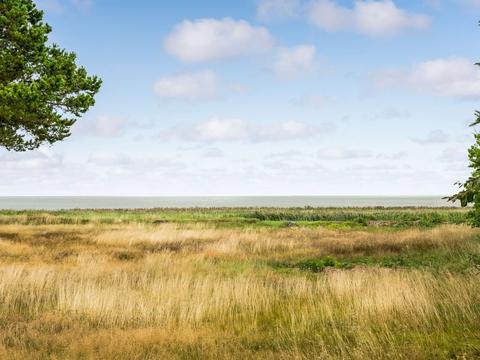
[0,211,479,358]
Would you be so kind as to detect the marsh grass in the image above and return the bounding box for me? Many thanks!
[0,207,470,227]
[0,209,479,359]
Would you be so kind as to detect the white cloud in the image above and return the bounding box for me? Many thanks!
[0,147,63,170]
[164,18,273,63]
[317,148,373,160]
[153,70,220,101]
[192,118,249,142]
[375,57,480,99]
[256,120,318,140]
[308,0,430,36]
[257,0,301,21]
[409,58,480,98]
[74,115,127,137]
[354,0,429,36]
[316,148,407,161]
[88,152,132,167]
[309,0,352,31]
[271,45,318,78]
[165,118,333,143]
[93,116,126,137]
[411,130,449,144]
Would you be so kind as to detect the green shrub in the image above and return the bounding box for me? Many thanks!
[296,257,339,272]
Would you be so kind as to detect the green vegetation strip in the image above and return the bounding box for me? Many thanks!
[0,207,470,228]
[271,252,480,273]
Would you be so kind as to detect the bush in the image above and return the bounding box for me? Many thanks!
[296,257,338,272]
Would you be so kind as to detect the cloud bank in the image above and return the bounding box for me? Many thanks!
[163,118,334,143]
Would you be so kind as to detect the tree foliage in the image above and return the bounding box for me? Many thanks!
[0,0,101,151]
[447,111,480,225]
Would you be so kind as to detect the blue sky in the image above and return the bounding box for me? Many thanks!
[2,0,480,196]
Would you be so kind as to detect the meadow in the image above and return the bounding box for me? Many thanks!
[0,207,479,359]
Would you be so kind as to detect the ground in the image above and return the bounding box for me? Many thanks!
[0,207,479,359]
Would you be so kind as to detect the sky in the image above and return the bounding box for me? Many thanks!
[2,0,480,196]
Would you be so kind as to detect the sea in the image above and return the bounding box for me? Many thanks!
[0,196,460,210]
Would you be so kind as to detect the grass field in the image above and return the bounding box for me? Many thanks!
[0,207,479,359]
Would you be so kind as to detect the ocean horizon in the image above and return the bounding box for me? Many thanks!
[0,196,460,210]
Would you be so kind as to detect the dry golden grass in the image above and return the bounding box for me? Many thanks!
[0,222,479,359]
